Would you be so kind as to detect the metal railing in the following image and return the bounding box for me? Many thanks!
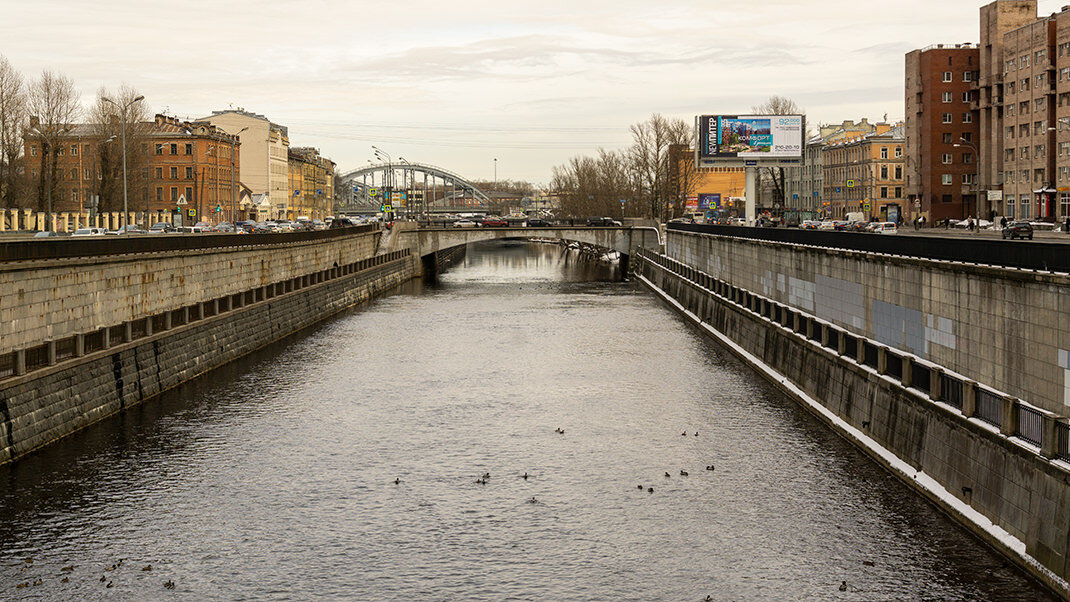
[1016,404,1045,447]
[975,388,1003,427]
[667,223,1070,273]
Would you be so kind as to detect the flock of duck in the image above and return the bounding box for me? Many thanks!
[11,556,175,591]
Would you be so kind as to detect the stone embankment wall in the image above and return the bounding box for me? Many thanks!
[1,231,379,358]
[637,248,1070,598]
[665,230,1070,416]
[0,249,415,465]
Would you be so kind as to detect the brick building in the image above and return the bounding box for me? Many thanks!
[287,147,335,220]
[905,44,982,223]
[24,114,240,225]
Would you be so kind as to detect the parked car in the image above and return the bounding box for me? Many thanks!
[453,219,478,228]
[1002,220,1034,240]
[311,219,327,230]
[526,218,550,227]
[481,217,509,227]
[871,221,898,234]
[177,226,207,234]
[71,227,106,237]
[33,230,67,238]
[148,222,176,234]
[799,220,821,230]
[106,224,145,235]
[329,218,358,228]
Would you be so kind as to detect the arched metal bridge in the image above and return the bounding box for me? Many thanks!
[338,161,492,209]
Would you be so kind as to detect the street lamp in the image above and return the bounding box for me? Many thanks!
[952,137,979,228]
[372,146,393,219]
[222,126,249,230]
[102,95,144,230]
[493,158,498,213]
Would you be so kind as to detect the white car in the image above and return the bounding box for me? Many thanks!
[453,219,478,228]
[71,227,106,237]
[871,221,898,234]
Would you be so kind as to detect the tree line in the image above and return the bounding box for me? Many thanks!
[0,54,150,214]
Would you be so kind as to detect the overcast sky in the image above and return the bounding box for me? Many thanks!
[2,0,1065,184]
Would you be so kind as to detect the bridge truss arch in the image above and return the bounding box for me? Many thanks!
[338,161,491,210]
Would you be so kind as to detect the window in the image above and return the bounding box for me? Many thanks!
[71,189,78,202]
[942,174,952,185]
[942,91,953,103]
[185,166,193,179]
[961,132,972,142]
[894,187,902,198]
[84,168,90,180]
[962,113,972,123]
[963,92,972,103]
[70,144,78,156]
[1036,74,1046,87]
[943,133,953,144]
[942,194,953,203]
[1021,198,1032,219]
[170,187,178,202]
[1021,101,1030,114]
[1006,126,1016,139]
[895,165,903,179]
[942,153,952,164]
[170,166,178,179]
[942,113,953,124]
[1007,196,1016,218]
[1022,169,1029,182]
[156,187,163,201]
[1035,144,1045,158]
[943,71,952,82]
[1006,170,1015,183]
[1008,104,1016,116]
[1061,141,1070,156]
[963,71,973,82]
[1061,166,1070,182]
[963,153,972,164]
[1020,124,1029,137]
[155,144,163,155]
[1038,49,1046,63]
[1035,168,1045,182]
[1010,82,1016,93]
[1022,55,1030,68]
[185,143,192,155]
[1006,148,1015,161]
[1036,98,1045,112]
[30,145,37,157]
[879,165,887,178]
[880,147,888,159]
[895,147,902,158]
[169,143,177,155]
[185,187,192,202]
[1062,192,1070,217]
[1022,78,1030,91]
[962,173,973,185]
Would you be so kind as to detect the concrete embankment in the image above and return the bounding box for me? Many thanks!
[636,248,1070,599]
[0,231,416,465]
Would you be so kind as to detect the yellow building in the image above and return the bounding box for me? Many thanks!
[287,147,335,219]
[671,145,746,218]
[823,125,906,221]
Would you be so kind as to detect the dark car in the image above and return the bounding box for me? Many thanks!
[481,217,509,227]
[329,217,358,228]
[586,216,610,226]
[526,218,550,227]
[1002,220,1034,240]
[148,222,176,234]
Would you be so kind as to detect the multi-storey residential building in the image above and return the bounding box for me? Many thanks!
[287,147,335,220]
[823,125,906,221]
[785,119,886,214]
[905,44,982,224]
[197,109,290,219]
[24,114,240,224]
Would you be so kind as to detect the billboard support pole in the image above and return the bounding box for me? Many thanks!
[745,167,757,227]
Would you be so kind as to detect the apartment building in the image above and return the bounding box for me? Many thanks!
[287,147,335,220]
[823,126,906,221]
[905,44,981,223]
[24,114,240,223]
[197,109,290,219]
[785,119,885,214]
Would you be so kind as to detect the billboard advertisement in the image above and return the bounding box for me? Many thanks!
[699,194,721,210]
[697,114,804,160]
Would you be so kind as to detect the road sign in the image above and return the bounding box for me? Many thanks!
[176,194,187,205]
[863,202,871,211]
[187,208,196,217]
[369,187,379,197]
[847,180,856,188]
[914,199,921,208]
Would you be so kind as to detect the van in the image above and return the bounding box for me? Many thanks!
[845,211,864,222]
[871,221,898,234]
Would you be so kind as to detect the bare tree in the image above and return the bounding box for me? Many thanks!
[27,70,80,223]
[752,95,804,209]
[628,114,691,220]
[89,84,150,214]
[0,55,26,208]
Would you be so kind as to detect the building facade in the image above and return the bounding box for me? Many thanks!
[197,109,290,220]
[287,147,335,220]
[823,125,906,221]
[905,44,982,223]
[24,114,240,224]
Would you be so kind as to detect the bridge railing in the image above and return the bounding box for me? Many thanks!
[635,246,1070,462]
[667,223,1070,273]
[0,224,380,263]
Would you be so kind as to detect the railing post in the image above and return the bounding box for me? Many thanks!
[930,367,942,401]
[855,339,866,365]
[837,331,847,356]
[144,316,153,336]
[902,357,913,387]
[163,311,172,330]
[962,380,977,418]
[14,349,26,376]
[123,321,133,343]
[75,334,85,357]
[102,327,111,349]
[47,340,57,366]
[1040,416,1063,459]
[877,346,888,375]
[1000,396,1018,437]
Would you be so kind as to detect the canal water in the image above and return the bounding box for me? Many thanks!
[0,241,1057,601]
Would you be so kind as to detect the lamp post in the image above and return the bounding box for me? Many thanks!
[493,157,498,213]
[223,126,249,231]
[372,146,393,219]
[952,137,980,227]
[102,95,144,230]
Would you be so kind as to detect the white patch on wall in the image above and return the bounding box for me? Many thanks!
[814,275,865,330]
[788,277,815,312]
[924,314,957,353]
[1059,350,1070,408]
[760,270,775,296]
[777,274,786,294]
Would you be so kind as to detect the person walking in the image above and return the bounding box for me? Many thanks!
[1000,216,1008,229]
[1065,215,1070,235]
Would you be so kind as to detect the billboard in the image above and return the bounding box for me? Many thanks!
[696,114,804,161]
[698,194,721,210]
